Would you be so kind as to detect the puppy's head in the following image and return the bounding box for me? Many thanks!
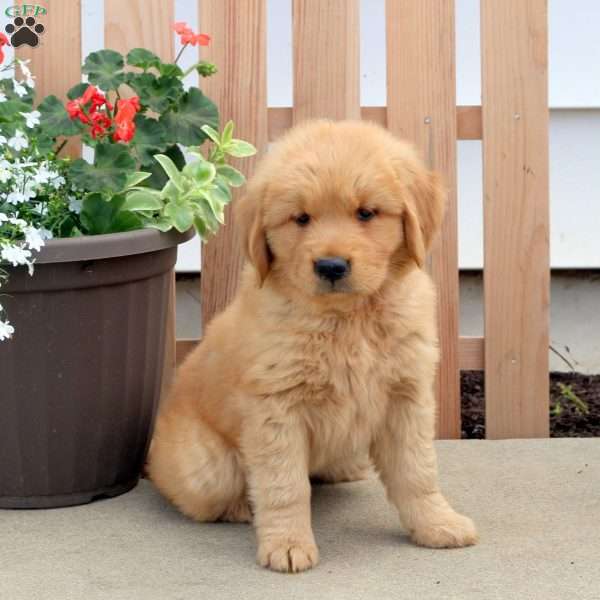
[236,120,445,302]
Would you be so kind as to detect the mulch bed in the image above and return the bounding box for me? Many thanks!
[461,371,600,438]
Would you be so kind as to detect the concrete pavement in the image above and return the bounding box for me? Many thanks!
[2,439,599,600]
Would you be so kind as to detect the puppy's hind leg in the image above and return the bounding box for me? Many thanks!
[147,412,251,523]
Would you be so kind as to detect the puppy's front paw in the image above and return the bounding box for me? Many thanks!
[257,537,319,573]
[411,512,478,549]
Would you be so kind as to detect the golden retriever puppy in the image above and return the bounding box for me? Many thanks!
[148,120,478,573]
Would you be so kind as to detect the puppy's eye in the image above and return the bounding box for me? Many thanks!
[357,208,376,222]
[294,213,311,227]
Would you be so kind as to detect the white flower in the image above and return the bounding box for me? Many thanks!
[23,226,45,251]
[8,217,27,228]
[1,244,32,266]
[68,196,83,214]
[17,60,35,88]
[0,166,10,183]
[8,130,28,151]
[0,134,6,145]
[39,227,53,241]
[20,110,41,128]
[6,191,28,205]
[0,319,14,341]
[51,175,65,189]
[0,214,7,222]
[12,79,28,98]
[6,184,35,205]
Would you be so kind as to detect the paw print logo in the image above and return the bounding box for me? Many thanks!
[5,16,45,48]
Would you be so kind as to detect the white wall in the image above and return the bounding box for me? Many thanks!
[3,0,598,270]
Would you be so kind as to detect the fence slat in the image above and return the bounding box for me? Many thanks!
[482,1,549,438]
[105,0,173,59]
[105,0,175,398]
[292,0,360,122]
[16,1,82,157]
[199,0,268,325]
[386,0,460,439]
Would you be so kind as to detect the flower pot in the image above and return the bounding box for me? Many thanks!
[0,228,193,508]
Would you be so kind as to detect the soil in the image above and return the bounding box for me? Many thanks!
[461,371,600,438]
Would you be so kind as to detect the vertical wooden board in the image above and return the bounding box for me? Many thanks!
[199,0,268,325]
[293,0,360,122]
[105,0,173,60]
[16,1,82,157]
[105,0,175,400]
[386,0,461,438]
[481,0,549,438]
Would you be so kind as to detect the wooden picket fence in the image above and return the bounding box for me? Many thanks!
[21,1,549,440]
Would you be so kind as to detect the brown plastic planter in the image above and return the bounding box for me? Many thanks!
[0,228,193,509]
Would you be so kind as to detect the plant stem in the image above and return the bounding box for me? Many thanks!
[174,43,189,65]
[182,62,199,78]
[54,139,68,156]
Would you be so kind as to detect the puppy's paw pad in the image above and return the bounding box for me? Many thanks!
[258,539,319,573]
[411,513,478,548]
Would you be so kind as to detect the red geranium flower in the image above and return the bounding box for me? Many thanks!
[115,96,141,123]
[172,22,210,47]
[0,32,10,65]
[112,96,140,143]
[89,111,113,139]
[113,119,136,143]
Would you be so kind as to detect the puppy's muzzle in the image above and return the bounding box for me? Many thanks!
[313,257,350,283]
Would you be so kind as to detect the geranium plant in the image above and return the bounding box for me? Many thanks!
[0,22,257,340]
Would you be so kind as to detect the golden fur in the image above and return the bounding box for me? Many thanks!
[148,120,478,573]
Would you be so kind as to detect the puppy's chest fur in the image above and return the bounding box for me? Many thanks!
[265,310,406,470]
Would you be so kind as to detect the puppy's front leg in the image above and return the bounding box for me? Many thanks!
[372,385,478,548]
[243,407,318,573]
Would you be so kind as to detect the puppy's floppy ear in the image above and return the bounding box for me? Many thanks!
[402,169,446,268]
[235,184,271,286]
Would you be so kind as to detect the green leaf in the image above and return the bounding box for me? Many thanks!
[222,121,234,145]
[194,200,220,233]
[141,144,185,190]
[160,88,219,146]
[37,95,81,138]
[198,190,226,224]
[182,159,216,186]
[200,124,220,145]
[154,153,185,191]
[122,191,163,211]
[226,139,257,158]
[127,73,183,113]
[164,202,193,232]
[146,217,173,232]
[158,63,184,78]
[124,171,152,189]
[67,82,89,100]
[80,193,142,234]
[82,49,126,91]
[161,180,180,202]
[130,114,167,164]
[69,144,136,193]
[216,164,245,187]
[127,48,161,71]
[0,99,32,136]
[193,215,209,240]
[213,175,233,205]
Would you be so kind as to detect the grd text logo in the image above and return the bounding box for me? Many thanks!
[4,4,46,48]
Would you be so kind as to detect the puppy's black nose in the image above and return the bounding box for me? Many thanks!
[314,257,350,282]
